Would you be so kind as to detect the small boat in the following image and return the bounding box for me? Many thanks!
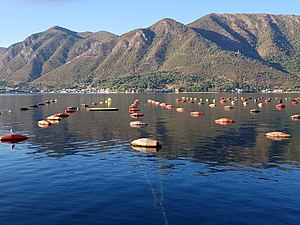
[87,108,119,111]
[0,133,28,141]
[30,104,39,108]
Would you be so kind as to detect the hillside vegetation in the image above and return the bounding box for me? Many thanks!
[0,13,300,91]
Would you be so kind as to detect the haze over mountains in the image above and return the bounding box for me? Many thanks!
[0,13,300,91]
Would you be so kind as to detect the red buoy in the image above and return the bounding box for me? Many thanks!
[0,133,28,141]
[130,113,144,118]
[276,104,285,109]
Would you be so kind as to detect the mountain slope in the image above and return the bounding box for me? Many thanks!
[0,13,300,90]
[189,13,300,75]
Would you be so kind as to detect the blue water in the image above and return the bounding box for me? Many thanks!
[0,93,300,225]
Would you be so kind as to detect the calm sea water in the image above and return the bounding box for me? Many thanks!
[0,93,300,225]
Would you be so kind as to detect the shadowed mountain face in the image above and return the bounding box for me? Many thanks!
[0,13,299,90]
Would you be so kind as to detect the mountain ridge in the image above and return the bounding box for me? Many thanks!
[1,13,300,91]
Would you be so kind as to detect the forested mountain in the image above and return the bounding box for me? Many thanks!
[1,13,300,91]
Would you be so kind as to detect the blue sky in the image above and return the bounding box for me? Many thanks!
[0,0,299,47]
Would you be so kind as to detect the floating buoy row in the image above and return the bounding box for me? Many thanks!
[146,96,299,141]
[37,106,77,128]
[148,98,204,117]
[148,99,175,110]
[19,99,58,111]
[129,99,146,124]
[129,100,155,152]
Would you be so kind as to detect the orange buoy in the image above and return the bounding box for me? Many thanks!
[65,108,76,113]
[47,115,61,120]
[292,100,298,105]
[265,131,292,141]
[38,120,52,126]
[224,105,234,110]
[130,113,144,118]
[190,111,204,117]
[129,108,140,112]
[165,104,175,109]
[129,121,148,127]
[176,107,186,112]
[129,105,137,109]
[290,114,300,120]
[0,133,28,141]
[67,106,77,110]
[53,113,69,118]
[276,104,285,109]
[250,109,260,113]
[215,118,235,125]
